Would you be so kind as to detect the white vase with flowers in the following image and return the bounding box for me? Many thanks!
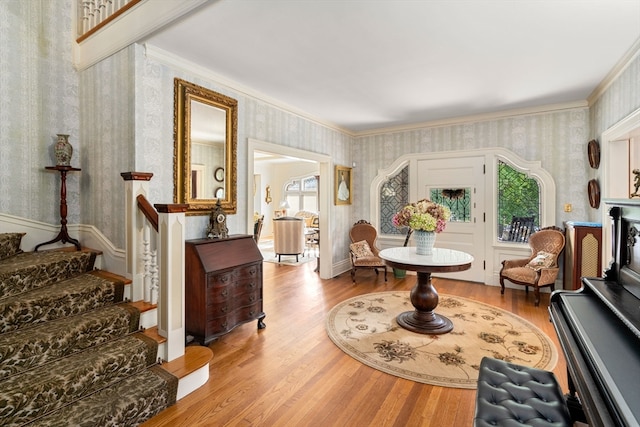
[392,199,451,255]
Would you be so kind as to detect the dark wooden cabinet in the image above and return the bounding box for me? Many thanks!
[185,235,265,344]
[563,221,602,290]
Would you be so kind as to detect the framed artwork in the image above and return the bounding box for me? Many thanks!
[335,165,352,205]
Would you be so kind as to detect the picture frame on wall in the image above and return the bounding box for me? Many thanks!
[335,165,352,205]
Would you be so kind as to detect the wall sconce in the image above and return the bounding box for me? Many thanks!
[265,185,272,204]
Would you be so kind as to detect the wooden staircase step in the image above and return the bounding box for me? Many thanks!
[142,325,166,344]
[90,269,132,285]
[160,346,212,380]
[53,246,103,256]
[129,299,157,312]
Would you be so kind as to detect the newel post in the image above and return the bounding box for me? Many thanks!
[155,203,188,362]
[120,172,153,302]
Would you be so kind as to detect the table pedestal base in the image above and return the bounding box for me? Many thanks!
[397,270,453,335]
[396,310,453,334]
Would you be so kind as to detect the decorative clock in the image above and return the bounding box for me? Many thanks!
[207,199,228,238]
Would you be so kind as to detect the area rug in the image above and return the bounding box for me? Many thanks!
[258,240,316,266]
[326,291,558,389]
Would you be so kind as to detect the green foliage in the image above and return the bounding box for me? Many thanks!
[498,161,540,231]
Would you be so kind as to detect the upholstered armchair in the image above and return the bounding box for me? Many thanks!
[349,220,387,283]
[273,217,306,262]
[253,214,264,243]
[499,227,565,306]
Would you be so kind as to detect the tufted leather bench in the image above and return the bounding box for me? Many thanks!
[474,357,571,426]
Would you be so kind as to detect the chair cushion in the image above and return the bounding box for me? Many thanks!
[350,240,374,259]
[0,233,25,260]
[527,251,555,270]
[502,266,537,283]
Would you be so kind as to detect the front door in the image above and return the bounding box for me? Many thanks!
[417,156,485,282]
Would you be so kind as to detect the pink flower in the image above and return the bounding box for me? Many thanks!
[392,199,451,233]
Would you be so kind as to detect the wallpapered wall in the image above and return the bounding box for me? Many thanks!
[0,1,80,225]
[1,0,639,265]
[590,54,640,138]
[352,109,589,227]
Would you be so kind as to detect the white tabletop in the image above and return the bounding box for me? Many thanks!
[379,247,473,267]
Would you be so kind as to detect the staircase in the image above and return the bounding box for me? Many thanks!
[0,238,209,426]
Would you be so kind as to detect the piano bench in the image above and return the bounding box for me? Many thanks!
[474,357,572,427]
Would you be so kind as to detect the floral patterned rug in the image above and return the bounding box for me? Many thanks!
[325,291,558,389]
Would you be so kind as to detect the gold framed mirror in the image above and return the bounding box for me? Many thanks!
[174,78,237,215]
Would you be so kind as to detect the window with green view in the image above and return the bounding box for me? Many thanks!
[497,160,540,242]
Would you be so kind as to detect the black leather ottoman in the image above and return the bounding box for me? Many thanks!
[474,357,571,426]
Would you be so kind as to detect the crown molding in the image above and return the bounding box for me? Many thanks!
[146,44,592,139]
[144,44,354,137]
[587,37,640,106]
[353,101,589,137]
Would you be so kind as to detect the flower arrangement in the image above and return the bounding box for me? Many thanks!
[392,199,451,233]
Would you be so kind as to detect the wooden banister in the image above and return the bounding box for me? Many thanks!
[136,194,158,232]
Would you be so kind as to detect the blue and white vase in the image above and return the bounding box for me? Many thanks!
[414,230,436,255]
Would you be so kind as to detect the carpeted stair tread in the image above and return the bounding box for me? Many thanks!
[24,365,179,427]
[0,250,97,299]
[0,303,140,378]
[0,272,125,334]
[0,332,158,426]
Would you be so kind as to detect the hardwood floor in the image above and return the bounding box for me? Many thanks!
[144,261,567,427]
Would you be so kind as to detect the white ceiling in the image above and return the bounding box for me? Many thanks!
[143,0,640,133]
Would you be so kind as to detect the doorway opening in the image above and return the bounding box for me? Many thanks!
[247,139,332,279]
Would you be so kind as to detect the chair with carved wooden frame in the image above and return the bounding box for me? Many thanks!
[349,220,387,283]
[499,226,565,306]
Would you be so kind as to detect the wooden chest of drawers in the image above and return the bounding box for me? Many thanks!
[185,235,265,344]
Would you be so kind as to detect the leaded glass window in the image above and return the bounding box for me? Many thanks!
[497,160,540,242]
[429,188,471,222]
[380,166,409,235]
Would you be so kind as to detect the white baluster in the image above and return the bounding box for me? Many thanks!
[92,0,100,29]
[142,224,151,303]
[97,0,106,25]
[106,0,114,18]
[81,1,93,34]
[150,249,158,305]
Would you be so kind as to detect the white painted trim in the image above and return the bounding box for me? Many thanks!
[354,101,588,137]
[599,107,640,270]
[73,0,209,71]
[176,363,209,400]
[145,45,352,135]
[588,38,640,106]
[369,147,556,286]
[0,213,126,276]
[144,44,591,139]
[247,139,334,279]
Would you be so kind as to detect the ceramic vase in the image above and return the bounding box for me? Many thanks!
[54,134,73,166]
[414,230,436,255]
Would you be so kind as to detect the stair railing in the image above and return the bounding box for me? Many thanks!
[121,172,187,362]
